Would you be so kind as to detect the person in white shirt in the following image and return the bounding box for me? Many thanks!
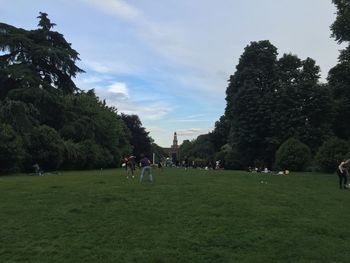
[337,159,350,189]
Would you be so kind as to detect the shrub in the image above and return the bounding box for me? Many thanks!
[24,125,64,171]
[214,144,232,168]
[61,140,86,170]
[224,145,243,170]
[78,140,114,169]
[0,124,25,173]
[274,138,311,171]
[315,137,349,173]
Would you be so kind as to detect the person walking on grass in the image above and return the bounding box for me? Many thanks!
[336,159,350,189]
[139,154,153,183]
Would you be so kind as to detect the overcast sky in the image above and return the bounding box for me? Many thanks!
[0,0,342,146]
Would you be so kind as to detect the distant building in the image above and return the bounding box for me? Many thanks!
[163,132,179,163]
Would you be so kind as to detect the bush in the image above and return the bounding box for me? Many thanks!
[315,137,349,173]
[61,140,86,170]
[0,124,25,173]
[214,144,232,168]
[224,145,243,170]
[274,138,311,171]
[24,125,64,171]
[78,140,114,169]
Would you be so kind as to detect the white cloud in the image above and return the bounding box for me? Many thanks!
[83,60,136,75]
[108,82,129,97]
[79,0,140,21]
[146,126,166,133]
[177,128,212,137]
[117,102,171,121]
[76,78,173,121]
[79,76,104,84]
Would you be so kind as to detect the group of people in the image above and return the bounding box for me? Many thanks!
[122,154,153,183]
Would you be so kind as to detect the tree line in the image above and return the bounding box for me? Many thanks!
[0,13,163,174]
[180,0,350,172]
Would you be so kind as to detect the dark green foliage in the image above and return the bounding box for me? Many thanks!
[61,140,85,170]
[329,1,350,140]
[315,137,349,173]
[223,144,242,170]
[274,138,311,171]
[328,46,350,139]
[274,56,333,152]
[211,115,230,151]
[214,144,231,169]
[0,99,39,133]
[78,140,114,169]
[0,14,135,172]
[331,0,350,43]
[187,134,215,160]
[121,114,152,159]
[0,124,24,173]
[216,41,332,170]
[37,12,56,31]
[178,135,216,167]
[7,87,65,129]
[179,139,193,160]
[151,142,168,163]
[226,40,279,167]
[24,125,65,171]
[0,13,84,96]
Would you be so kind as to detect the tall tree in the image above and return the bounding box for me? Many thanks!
[0,14,134,172]
[0,12,84,97]
[329,0,350,139]
[331,0,350,43]
[226,40,279,167]
[274,55,333,152]
[121,114,152,159]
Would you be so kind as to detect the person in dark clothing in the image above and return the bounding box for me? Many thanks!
[336,159,350,189]
[139,154,153,183]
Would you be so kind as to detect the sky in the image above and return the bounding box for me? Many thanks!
[0,0,343,147]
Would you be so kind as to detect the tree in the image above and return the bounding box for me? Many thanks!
[121,114,152,159]
[24,125,64,171]
[329,0,350,139]
[0,12,84,96]
[226,40,279,167]
[315,137,349,173]
[0,100,39,134]
[0,14,135,172]
[0,124,24,173]
[331,0,350,43]
[274,55,333,152]
[188,134,215,160]
[211,115,230,151]
[150,142,168,163]
[179,139,193,160]
[274,138,311,171]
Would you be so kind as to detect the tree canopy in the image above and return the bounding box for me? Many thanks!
[0,13,157,174]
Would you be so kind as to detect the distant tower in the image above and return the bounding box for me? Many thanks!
[172,132,178,147]
[170,132,179,163]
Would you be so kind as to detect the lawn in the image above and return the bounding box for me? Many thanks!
[0,168,349,263]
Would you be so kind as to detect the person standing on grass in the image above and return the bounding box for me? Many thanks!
[126,155,136,179]
[139,154,153,183]
[336,159,350,189]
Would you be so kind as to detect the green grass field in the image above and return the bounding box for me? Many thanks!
[0,168,349,262]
